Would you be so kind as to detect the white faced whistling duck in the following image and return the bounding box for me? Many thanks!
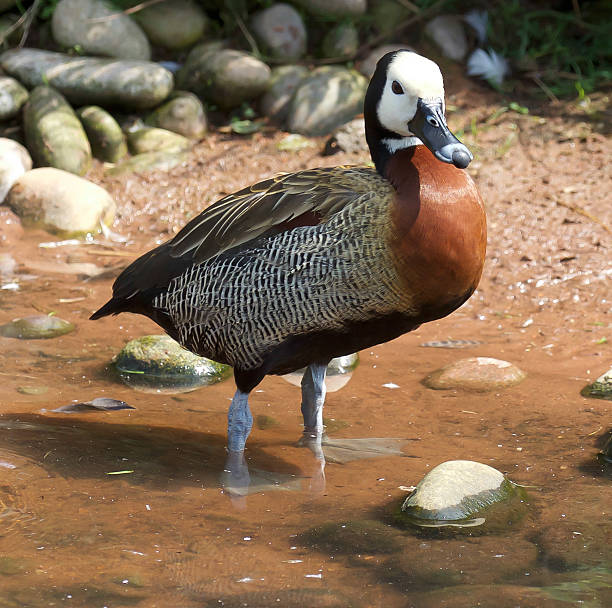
[91,50,487,455]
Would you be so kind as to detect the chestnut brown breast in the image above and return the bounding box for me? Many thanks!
[386,146,487,319]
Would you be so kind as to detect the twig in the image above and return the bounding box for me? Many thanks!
[395,0,420,14]
[226,4,260,58]
[555,200,612,235]
[18,0,41,48]
[0,6,30,46]
[531,75,559,103]
[87,0,167,23]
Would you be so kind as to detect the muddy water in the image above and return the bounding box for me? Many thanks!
[0,111,611,605]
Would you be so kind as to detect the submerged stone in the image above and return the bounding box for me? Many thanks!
[600,433,612,464]
[113,334,231,394]
[581,367,612,401]
[203,589,351,608]
[282,353,359,392]
[424,357,526,391]
[400,460,525,529]
[0,315,75,339]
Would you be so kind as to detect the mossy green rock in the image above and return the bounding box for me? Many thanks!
[0,315,74,339]
[401,460,525,528]
[287,66,367,136]
[260,65,308,124]
[582,367,612,401]
[23,86,91,176]
[106,150,188,176]
[0,76,28,121]
[146,92,207,139]
[127,127,191,155]
[77,106,127,163]
[114,334,231,393]
[321,23,359,59]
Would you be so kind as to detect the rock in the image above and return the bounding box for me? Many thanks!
[127,127,191,155]
[0,49,174,111]
[601,433,612,464]
[425,15,468,62]
[7,167,116,235]
[133,0,207,50]
[0,206,23,245]
[282,353,358,393]
[581,366,612,401]
[177,45,270,110]
[203,589,351,608]
[0,76,28,120]
[371,0,411,37]
[146,91,207,139]
[51,0,150,60]
[260,65,308,124]
[113,334,232,394]
[323,117,367,155]
[255,414,279,430]
[77,106,127,163]
[251,3,307,61]
[423,357,526,392]
[23,86,92,176]
[276,133,315,152]
[287,66,367,136]
[292,0,366,18]
[401,460,523,527]
[299,520,402,555]
[321,23,359,60]
[106,150,188,175]
[357,44,413,78]
[0,138,32,202]
[0,315,74,339]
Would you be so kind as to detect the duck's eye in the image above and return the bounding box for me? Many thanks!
[426,116,439,127]
[391,80,404,95]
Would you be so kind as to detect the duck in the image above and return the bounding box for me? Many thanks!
[91,50,487,454]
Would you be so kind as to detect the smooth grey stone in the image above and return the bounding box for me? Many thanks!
[357,44,413,78]
[251,3,307,61]
[133,0,208,50]
[292,0,366,18]
[0,75,28,120]
[582,367,612,401]
[114,334,231,394]
[0,315,74,339]
[371,0,411,37]
[321,23,359,59]
[423,357,526,392]
[0,138,31,202]
[146,91,207,139]
[259,65,308,123]
[106,150,188,175]
[402,460,518,524]
[127,127,191,155]
[7,167,115,235]
[287,66,367,136]
[23,86,91,176]
[77,106,127,163]
[177,45,270,110]
[51,0,150,60]
[425,15,468,62]
[0,48,173,110]
[324,117,367,155]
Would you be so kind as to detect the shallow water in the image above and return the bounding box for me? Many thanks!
[0,231,609,607]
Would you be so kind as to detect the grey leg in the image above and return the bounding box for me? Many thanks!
[301,362,328,435]
[227,389,253,452]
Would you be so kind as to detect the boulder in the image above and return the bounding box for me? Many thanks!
[177,45,270,109]
[146,91,207,139]
[321,23,359,59]
[0,138,31,202]
[0,48,174,110]
[292,0,366,18]
[0,76,28,121]
[425,15,468,62]
[251,3,307,61]
[133,0,208,50]
[23,86,92,176]
[259,65,308,123]
[7,167,115,235]
[77,106,127,163]
[287,66,367,136]
[51,0,150,60]
[127,127,191,155]
[423,357,526,392]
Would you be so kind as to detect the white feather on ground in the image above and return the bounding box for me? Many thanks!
[467,48,509,85]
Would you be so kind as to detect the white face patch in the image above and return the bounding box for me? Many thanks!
[376,52,445,137]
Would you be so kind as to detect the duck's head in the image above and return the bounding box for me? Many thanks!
[365,50,472,173]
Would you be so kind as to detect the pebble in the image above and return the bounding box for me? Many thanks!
[0,75,28,121]
[77,106,127,163]
[133,0,208,50]
[51,0,151,60]
[0,138,32,202]
[0,315,75,339]
[287,66,367,136]
[113,334,231,394]
[424,357,526,391]
[251,3,307,61]
[401,460,522,526]
[1,49,174,111]
[127,127,191,155]
[260,65,308,124]
[146,91,207,140]
[7,167,116,236]
[425,15,469,62]
[23,86,91,176]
